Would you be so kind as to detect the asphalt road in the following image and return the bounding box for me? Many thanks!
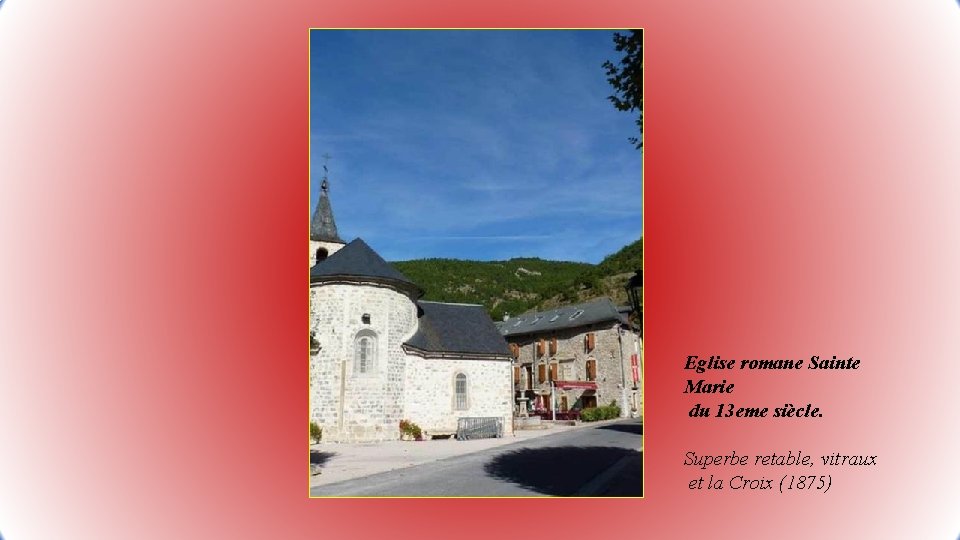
[310,418,643,497]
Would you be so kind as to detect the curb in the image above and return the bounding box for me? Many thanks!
[310,418,641,489]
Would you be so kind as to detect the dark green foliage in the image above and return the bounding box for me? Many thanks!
[391,238,642,320]
[596,237,642,276]
[580,408,600,422]
[602,29,643,150]
[392,257,591,321]
[399,419,423,440]
[580,405,622,422]
[309,421,322,443]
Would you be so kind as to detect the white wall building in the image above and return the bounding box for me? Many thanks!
[308,180,513,443]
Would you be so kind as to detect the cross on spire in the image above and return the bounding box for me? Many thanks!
[320,153,332,192]
[312,152,342,243]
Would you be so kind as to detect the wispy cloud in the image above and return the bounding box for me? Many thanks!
[408,235,556,241]
[310,30,642,264]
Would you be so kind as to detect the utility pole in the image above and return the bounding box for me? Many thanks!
[551,380,556,421]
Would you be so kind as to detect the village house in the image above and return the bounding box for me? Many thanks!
[496,298,643,418]
[309,178,514,443]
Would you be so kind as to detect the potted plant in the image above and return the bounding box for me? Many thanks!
[399,419,423,441]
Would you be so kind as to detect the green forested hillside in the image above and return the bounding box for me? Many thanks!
[392,238,642,320]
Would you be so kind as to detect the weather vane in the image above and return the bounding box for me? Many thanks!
[320,153,332,191]
[321,153,332,176]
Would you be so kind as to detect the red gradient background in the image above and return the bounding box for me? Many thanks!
[1,1,959,539]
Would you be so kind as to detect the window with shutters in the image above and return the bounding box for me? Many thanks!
[561,360,574,380]
[455,373,468,410]
[538,364,547,384]
[586,358,597,381]
[549,337,558,355]
[550,362,558,381]
[354,330,377,375]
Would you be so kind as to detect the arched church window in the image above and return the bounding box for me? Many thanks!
[454,373,468,410]
[354,330,377,375]
[316,247,329,263]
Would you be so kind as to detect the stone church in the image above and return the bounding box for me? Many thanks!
[309,178,514,443]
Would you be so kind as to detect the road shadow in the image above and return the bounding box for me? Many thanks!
[596,422,643,435]
[310,451,336,468]
[594,451,643,496]
[483,446,642,496]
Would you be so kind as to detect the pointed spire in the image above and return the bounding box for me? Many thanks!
[311,165,343,243]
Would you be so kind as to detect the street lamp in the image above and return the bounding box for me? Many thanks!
[626,269,642,337]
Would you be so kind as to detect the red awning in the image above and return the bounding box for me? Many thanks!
[553,380,598,390]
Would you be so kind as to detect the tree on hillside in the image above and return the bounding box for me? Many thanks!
[603,30,644,150]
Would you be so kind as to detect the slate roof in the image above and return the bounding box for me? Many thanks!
[310,238,423,296]
[404,301,512,358]
[495,297,629,338]
[310,179,344,243]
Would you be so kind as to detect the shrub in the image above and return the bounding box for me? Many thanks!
[309,421,322,443]
[601,403,622,420]
[580,408,601,422]
[606,405,622,419]
[580,406,622,422]
[399,419,423,440]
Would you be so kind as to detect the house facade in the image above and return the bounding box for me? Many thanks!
[497,298,643,418]
[309,180,513,443]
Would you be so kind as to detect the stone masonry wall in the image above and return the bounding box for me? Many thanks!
[507,322,641,416]
[309,240,346,268]
[403,356,514,437]
[310,282,418,442]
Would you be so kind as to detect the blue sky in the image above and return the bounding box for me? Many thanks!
[310,30,642,264]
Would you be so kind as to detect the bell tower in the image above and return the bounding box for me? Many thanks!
[310,160,346,268]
